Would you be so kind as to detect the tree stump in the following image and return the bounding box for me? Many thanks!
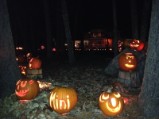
[27,68,43,79]
[118,70,140,88]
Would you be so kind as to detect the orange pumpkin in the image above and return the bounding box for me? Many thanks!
[49,86,78,115]
[118,52,137,72]
[29,58,42,69]
[99,91,124,116]
[129,39,144,51]
[15,79,40,100]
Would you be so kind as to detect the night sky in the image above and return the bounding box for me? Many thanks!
[6,0,144,49]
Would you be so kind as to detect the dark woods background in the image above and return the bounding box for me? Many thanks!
[7,0,149,52]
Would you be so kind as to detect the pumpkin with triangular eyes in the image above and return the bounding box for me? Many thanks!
[99,91,124,116]
[15,79,40,100]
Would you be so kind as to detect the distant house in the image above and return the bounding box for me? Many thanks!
[74,29,113,51]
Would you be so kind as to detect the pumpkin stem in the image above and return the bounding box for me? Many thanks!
[107,85,113,93]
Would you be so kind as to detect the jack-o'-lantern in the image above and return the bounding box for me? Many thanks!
[99,89,124,116]
[129,39,144,51]
[118,52,137,71]
[15,79,40,100]
[49,86,78,115]
[29,57,42,69]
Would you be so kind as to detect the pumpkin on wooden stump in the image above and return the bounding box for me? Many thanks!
[15,79,40,101]
[49,86,78,115]
[118,52,137,72]
[99,88,124,117]
[29,57,42,69]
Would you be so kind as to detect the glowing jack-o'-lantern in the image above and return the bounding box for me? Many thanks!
[118,52,137,72]
[130,39,144,51]
[29,58,42,69]
[15,79,40,100]
[99,89,124,116]
[49,86,78,115]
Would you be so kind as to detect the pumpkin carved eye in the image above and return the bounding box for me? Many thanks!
[20,81,27,87]
[113,92,121,98]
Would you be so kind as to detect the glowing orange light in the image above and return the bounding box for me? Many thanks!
[99,91,124,116]
[111,98,117,107]
[40,45,45,50]
[50,93,71,110]
[123,97,129,104]
[52,48,56,52]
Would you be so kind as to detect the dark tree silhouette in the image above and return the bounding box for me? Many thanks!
[43,0,53,59]
[130,0,139,39]
[112,0,118,56]
[138,0,159,118]
[61,0,75,65]
[0,0,21,98]
[55,0,66,61]
[139,0,152,42]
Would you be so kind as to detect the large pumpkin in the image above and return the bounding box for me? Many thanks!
[129,39,144,51]
[99,91,124,116]
[118,52,137,72]
[49,86,78,115]
[29,57,42,69]
[15,79,40,100]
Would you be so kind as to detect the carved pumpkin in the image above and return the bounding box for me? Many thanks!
[99,90,124,116]
[29,58,42,69]
[49,86,78,115]
[118,52,137,71]
[15,79,40,100]
[129,39,144,51]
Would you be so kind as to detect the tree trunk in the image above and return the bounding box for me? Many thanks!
[43,0,52,59]
[61,0,75,65]
[55,0,66,62]
[138,0,159,118]
[112,0,118,56]
[139,0,152,42]
[130,0,139,39]
[0,0,21,98]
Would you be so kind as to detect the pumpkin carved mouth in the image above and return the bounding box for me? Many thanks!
[124,64,135,68]
[15,89,29,97]
[106,101,122,113]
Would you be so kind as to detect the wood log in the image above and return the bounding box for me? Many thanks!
[118,70,140,88]
[26,68,43,79]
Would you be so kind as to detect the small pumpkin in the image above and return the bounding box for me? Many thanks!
[29,57,42,69]
[118,52,137,72]
[49,86,78,115]
[129,39,144,51]
[99,89,124,116]
[15,79,40,100]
